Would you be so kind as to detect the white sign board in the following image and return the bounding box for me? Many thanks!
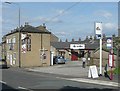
[108,54,114,67]
[70,44,85,49]
[106,38,113,49]
[21,34,27,40]
[95,22,102,35]
[21,44,26,53]
[88,65,99,78]
[106,44,112,49]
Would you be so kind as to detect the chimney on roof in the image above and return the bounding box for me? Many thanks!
[25,22,29,27]
[85,36,89,40]
[78,38,81,42]
[43,23,46,29]
[72,38,74,42]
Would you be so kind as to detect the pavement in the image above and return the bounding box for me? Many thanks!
[26,61,120,88]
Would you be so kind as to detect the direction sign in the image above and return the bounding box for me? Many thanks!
[70,44,85,49]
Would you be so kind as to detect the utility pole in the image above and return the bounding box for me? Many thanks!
[5,2,21,67]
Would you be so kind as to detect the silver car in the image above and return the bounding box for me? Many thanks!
[55,56,65,64]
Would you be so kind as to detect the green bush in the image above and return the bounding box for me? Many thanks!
[107,67,120,75]
[113,67,120,75]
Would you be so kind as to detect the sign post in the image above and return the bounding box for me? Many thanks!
[95,22,102,76]
[99,37,102,76]
[107,37,114,80]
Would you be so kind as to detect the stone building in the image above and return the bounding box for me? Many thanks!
[2,23,58,67]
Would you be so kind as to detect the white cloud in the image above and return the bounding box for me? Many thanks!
[55,9,69,15]
[103,23,117,30]
[94,10,112,19]
[28,16,63,24]
[54,31,68,35]
[56,9,65,14]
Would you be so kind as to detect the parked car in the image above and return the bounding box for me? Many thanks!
[0,59,7,69]
[53,56,65,64]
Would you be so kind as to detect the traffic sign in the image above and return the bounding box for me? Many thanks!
[106,37,113,49]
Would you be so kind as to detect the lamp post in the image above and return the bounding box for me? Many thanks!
[5,2,21,68]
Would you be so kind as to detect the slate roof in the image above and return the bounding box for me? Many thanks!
[21,25,51,33]
[51,40,99,50]
[5,24,51,36]
[51,42,70,49]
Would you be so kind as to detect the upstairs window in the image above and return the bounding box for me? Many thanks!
[27,34,31,51]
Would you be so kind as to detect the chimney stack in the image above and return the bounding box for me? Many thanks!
[72,38,74,42]
[78,38,81,42]
[43,23,46,29]
[25,22,29,26]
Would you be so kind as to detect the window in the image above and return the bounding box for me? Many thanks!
[9,44,14,50]
[7,52,9,60]
[9,40,14,50]
[8,37,15,51]
[12,37,16,43]
[13,53,16,60]
[27,34,31,51]
[21,34,31,52]
[7,39,9,44]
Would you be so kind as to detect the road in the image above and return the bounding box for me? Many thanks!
[0,68,119,91]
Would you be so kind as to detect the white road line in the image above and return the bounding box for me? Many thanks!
[18,86,27,90]
[18,86,34,91]
[55,77,119,87]
[0,80,6,84]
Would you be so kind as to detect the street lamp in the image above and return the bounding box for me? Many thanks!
[5,2,21,68]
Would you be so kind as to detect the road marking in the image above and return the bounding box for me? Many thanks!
[55,77,119,87]
[18,86,27,90]
[18,86,34,91]
[0,80,6,84]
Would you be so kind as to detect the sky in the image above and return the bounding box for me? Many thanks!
[1,0,119,42]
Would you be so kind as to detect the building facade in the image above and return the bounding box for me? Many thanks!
[2,23,58,67]
[51,38,99,61]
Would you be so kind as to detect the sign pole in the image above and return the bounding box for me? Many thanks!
[95,22,102,76]
[110,49,114,80]
[99,37,102,76]
[107,37,114,80]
